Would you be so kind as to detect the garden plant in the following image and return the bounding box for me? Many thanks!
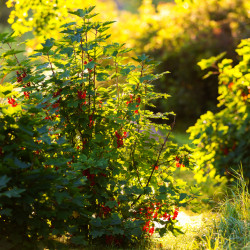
[0,6,198,249]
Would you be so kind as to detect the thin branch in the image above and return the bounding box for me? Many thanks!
[132,115,176,206]
[7,43,22,67]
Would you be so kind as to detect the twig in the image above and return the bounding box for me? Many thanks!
[132,115,176,206]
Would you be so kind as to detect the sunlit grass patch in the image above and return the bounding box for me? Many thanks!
[152,210,214,250]
[199,170,250,250]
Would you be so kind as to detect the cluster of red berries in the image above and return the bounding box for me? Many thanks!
[126,95,141,106]
[126,95,141,114]
[154,165,159,170]
[77,140,87,150]
[162,208,179,221]
[16,71,27,83]
[143,221,155,235]
[175,156,185,168]
[17,71,31,99]
[98,204,112,217]
[8,97,18,107]
[220,142,236,156]
[136,202,179,236]
[7,71,32,107]
[225,81,250,100]
[51,88,63,111]
[77,90,86,100]
[115,131,127,148]
[82,169,95,186]
[126,94,133,105]
[34,149,41,155]
[89,115,94,128]
[136,203,160,236]
[241,88,250,101]
[84,58,93,73]
[172,208,179,220]
[53,88,62,98]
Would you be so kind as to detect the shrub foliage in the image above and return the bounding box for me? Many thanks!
[0,7,197,248]
[188,39,250,183]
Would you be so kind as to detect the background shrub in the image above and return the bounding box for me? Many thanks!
[188,39,250,184]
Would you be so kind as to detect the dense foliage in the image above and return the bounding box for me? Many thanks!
[188,39,250,183]
[5,0,250,127]
[0,7,198,248]
[0,96,85,248]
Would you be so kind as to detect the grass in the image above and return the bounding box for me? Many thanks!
[198,170,250,249]
[153,169,250,250]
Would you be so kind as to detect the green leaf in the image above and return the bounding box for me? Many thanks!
[29,52,43,58]
[130,227,142,237]
[118,195,128,201]
[36,62,50,70]
[110,213,121,225]
[90,217,102,227]
[1,187,25,198]
[69,9,86,18]
[172,227,184,237]
[102,21,116,27]
[104,200,117,209]
[2,90,12,96]
[19,125,33,136]
[159,185,168,193]
[97,73,109,81]
[179,193,188,202]
[67,101,78,108]
[0,32,16,43]
[69,7,96,18]
[79,154,88,162]
[3,49,25,57]
[159,227,167,237]
[140,74,155,83]
[144,186,152,194]
[0,175,11,190]
[198,52,226,70]
[112,50,118,57]
[60,47,74,57]
[120,67,131,76]
[41,39,54,52]
[60,22,77,28]
[0,208,12,216]
[37,125,47,134]
[90,229,105,239]
[59,70,70,78]
[56,137,66,145]
[55,191,70,204]
[42,39,54,48]
[14,158,30,169]
[70,236,88,246]
[85,60,96,69]
[0,33,9,42]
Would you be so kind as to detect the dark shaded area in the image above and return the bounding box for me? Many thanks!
[0,1,11,26]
